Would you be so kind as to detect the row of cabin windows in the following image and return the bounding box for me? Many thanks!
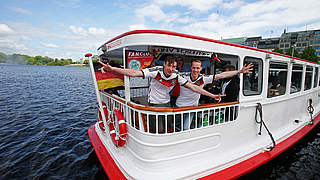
[242,56,320,98]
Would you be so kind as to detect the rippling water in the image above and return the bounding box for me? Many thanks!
[0,64,106,179]
[0,64,319,179]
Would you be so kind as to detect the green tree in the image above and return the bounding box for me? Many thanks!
[300,46,319,63]
[8,54,29,64]
[272,47,284,54]
[27,56,35,65]
[0,52,8,63]
[0,52,74,65]
[285,47,300,58]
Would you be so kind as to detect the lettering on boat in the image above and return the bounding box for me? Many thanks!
[152,46,213,57]
[106,39,122,50]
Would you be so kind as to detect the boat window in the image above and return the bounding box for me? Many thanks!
[268,62,288,98]
[304,66,313,90]
[290,64,303,94]
[313,67,318,88]
[199,53,239,104]
[243,57,263,96]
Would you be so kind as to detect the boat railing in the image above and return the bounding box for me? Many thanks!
[101,91,239,134]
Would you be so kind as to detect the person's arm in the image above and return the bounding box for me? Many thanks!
[214,63,253,80]
[98,61,143,77]
[184,82,225,101]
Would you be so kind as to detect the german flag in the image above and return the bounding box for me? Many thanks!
[93,61,124,90]
[95,71,124,90]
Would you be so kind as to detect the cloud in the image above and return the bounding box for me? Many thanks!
[69,25,87,36]
[0,22,66,59]
[136,4,178,23]
[53,0,81,8]
[129,24,146,30]
[154,0,222,11]
[177,0,320,39]
[9,7,32,15]
[69,25,114,37]
[231,0,320,26]
[222,0,244,9]
[0,24,14,35]
[88,27,108,36]
[7,22,50,38]
[127,0,319,41]
[0,38,28,52]
[133,0,222,28]
[40,42,59,48]
[20,35,32,41]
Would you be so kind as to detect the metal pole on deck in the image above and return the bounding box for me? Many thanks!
[291,44,296,58]
[123,47,131,101]
[86,53,108,132]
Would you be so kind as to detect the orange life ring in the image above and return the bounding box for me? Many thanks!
[97,102,108,131]
[109,109,127,147]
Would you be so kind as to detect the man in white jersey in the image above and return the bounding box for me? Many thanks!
[99,56,223,133]
[176,60,253,130]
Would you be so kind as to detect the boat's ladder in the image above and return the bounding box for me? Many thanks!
[255,103,276,151]
[307,98,314,125]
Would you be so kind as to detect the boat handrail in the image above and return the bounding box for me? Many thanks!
[102,91,239,112]
[101,91,239,134]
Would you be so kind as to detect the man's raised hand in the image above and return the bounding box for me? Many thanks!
[98,61,112,73]
[240,63,254,74]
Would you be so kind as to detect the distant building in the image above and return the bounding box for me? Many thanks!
[222,37,246,45]
[257,37,280,51]
[279,29,320,57]
[222,36,263,49]
[244,36,261,48]
[222,29,320,59]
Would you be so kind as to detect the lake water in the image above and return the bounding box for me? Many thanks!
[0,64,319,179]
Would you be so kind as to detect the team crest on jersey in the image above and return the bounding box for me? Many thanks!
[194,77,204,86]
[172,79,176,86]
[155,72,178,87]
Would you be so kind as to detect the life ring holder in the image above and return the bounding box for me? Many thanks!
[97,102,108,131]
[109,109,127,147]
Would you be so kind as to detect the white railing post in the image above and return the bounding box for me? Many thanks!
[87,54,108,132]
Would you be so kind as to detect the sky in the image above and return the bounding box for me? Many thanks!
[0,0,320,61]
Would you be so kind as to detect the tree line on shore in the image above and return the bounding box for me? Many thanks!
[272,46,319,63]
[0,52,76,66]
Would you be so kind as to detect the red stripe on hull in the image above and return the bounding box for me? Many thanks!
[88,114,320,180]
[88,125,127,180]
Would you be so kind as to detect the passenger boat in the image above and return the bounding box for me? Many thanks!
[87,30,320,179]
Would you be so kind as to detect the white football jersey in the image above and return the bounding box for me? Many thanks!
[176,73,214,107]
[142,66,187,104]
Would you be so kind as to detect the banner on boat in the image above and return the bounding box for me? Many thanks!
[126,50,154,70]
[151,46,213,58]
[93,60,124,90]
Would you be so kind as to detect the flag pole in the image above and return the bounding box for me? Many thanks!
[86,53,107,132]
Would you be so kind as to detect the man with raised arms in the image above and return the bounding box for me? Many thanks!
[177,60,253,130]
